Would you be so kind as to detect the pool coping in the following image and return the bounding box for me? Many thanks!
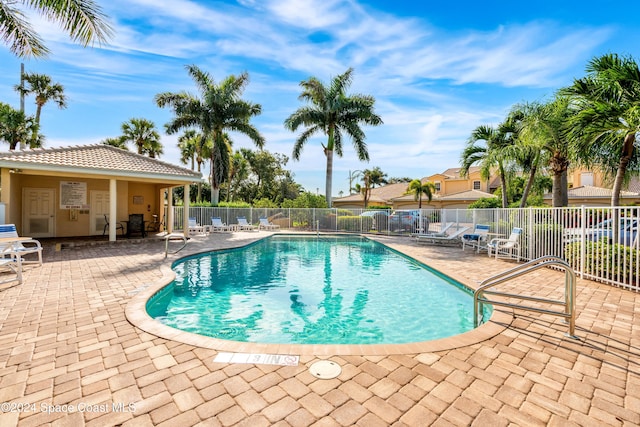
[125,236,514,356]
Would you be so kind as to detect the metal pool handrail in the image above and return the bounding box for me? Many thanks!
[474,255,577,338]
[164,233,188,258]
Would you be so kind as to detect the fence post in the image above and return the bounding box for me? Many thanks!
[579,205,586,279]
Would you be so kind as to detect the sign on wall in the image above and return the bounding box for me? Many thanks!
[60,181,87,209]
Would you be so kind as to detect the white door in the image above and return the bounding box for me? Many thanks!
[22,188,55,237]
[90,191,111,235]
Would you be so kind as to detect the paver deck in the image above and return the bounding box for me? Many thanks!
[0,232,638,426]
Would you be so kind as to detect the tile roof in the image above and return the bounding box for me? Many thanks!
[333,182,410,204]
[436,166,480,179]
[626,177,640,194]
[543,185,638,199]
[0,145,202,181]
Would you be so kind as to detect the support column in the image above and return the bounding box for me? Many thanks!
[183,184,190,237]
[167,188,174,233]
[109,179,117,242]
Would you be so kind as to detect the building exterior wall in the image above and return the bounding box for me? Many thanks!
[2,170,161,237]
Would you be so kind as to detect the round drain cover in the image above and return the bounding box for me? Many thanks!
[309,360,342,379]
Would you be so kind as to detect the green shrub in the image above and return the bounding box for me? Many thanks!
[218,201,252,208]
[565,240,638,283]
[468,197,501,209]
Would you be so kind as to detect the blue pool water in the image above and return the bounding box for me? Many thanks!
[147,235,489,345]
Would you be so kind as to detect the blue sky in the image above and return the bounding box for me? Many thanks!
[1,0,639,197]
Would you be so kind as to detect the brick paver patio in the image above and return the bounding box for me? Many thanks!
[0,232,638,426]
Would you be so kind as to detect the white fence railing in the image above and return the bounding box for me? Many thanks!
[172,206,640,292]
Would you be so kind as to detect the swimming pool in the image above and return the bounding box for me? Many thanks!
[146,235,490,345]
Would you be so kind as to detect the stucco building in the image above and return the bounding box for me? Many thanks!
[0,145,203,241]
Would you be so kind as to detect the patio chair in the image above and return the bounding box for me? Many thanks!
[0,248,22,285]
[258,217,280,230]
[188,217,206,236]
[236,216,257,231]
[0,224,43,266]
[208,217,231,233]
[461,224,491,252]
[103,214,124,236]
[487,227,522,261]
[126,214,147,238]
[415,225,469,245]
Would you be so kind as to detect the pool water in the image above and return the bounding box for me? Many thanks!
[147,235,489,345]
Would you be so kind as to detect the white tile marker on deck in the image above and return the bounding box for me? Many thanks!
[214,352,300,366]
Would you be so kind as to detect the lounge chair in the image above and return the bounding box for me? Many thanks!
[415,225,469,245]
[208,217,231,233]
[258,217,280,230]
[0,250,22,285]
[236,216,257,231]
[188,217,206,236]
[414,222,454,239]
[487,227,522,261]
[0,224,43,266]
[461,224,491,252]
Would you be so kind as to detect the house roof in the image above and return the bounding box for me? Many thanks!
[626,178,640,194]
[0,145,202,183]
[333,182,410,204]
[438,189,495,200]
[433,166,480,180]
[391,188,493,202]
[543,185,638,199]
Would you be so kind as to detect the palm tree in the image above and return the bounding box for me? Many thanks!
[228,152,249,202]
[101,136,127,150]
[562,53,640,206]
[156,65,264,205]
[142,138,164,159]
[0,102,37,149]
[361,167,387,208]
[120,118,162,158]
[284,68,383,207]
[406,179,437,208]
[1,0,112,58]
[15,73,67,148]
[177,130,198,170]
[513,98,573,207]
[460,123,514,208]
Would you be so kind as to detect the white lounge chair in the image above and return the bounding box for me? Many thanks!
[188,217,206,236]
[208,217,231,233]
[236,216,257,231]
[461,224,491,252]
[414,222,454,240]
[0,251,22,285]
[487,227,522,261]
[258,217,280,230]
[0,224,43,266]
[415,225,469,245]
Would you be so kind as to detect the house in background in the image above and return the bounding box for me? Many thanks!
[0,145,203,241]
[564,168,640,206]
[333,165,640,209]
[333,167,495,209]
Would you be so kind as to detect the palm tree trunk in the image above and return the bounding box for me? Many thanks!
[498,164,508,208]
[325,148,333,208]
[30,104,43,147]
[196,161,202,203]
[552,172,563,207]
[519,153,540,208]
[611,133,635,206]
[560,171,568,206]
